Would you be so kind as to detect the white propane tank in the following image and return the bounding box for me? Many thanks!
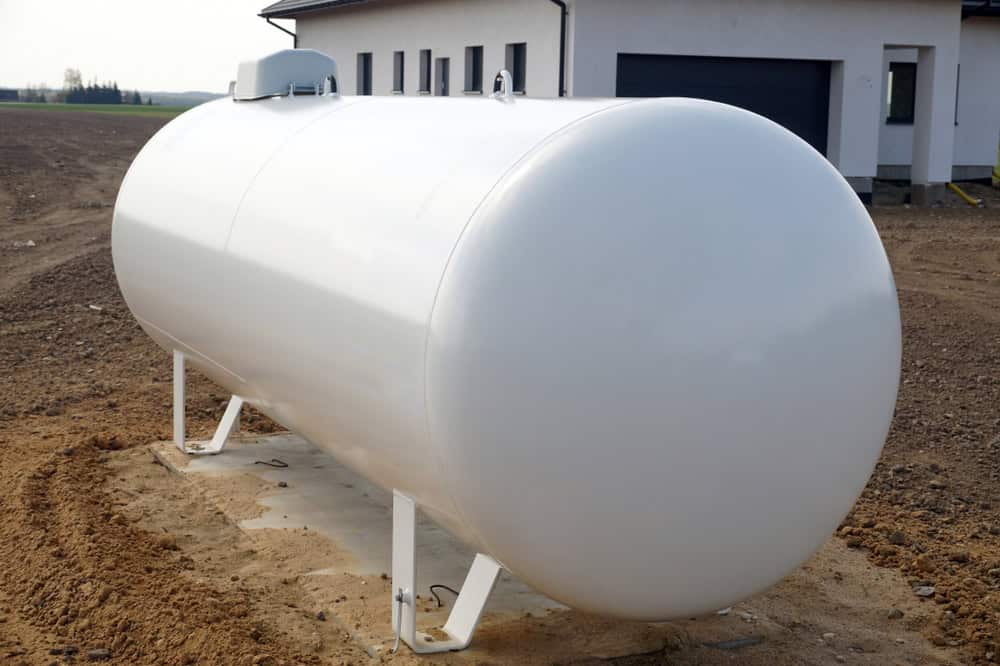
[112,54,900,622]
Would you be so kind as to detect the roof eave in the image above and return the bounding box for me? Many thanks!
[962,0,1000,19]
[259,0,372,19]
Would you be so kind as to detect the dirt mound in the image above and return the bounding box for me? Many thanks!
[0,437,325,665]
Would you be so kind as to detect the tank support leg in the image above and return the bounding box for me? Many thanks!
[172,349,243,455]
[173,350,185,451]
[391,491,501,653]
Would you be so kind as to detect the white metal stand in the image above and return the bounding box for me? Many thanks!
[391,491,502,653]
[173,350,185,449]
[173,350,244,455]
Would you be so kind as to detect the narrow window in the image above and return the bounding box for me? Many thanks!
[886,61,916,124]
[435,57,450,96]
[464,46,484,93]
[357,52,373,95]
[505,42,527,94]
[393,51,405,93]
[419,49,432,93]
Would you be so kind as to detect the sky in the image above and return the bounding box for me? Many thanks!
[0,1,292,92]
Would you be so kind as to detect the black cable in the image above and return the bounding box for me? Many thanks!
[429,584,460,608]
[254,458,288,468]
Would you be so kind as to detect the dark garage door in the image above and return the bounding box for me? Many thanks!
[616,54,831,155]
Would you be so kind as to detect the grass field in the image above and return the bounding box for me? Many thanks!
[0,101,189,117]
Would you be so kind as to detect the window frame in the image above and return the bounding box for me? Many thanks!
[434,57,450,96]
[357,52,373,96]
[886,61,916,125]
[418,49,432,94]
[505,42,527,94]
[464,45,484,94]
[392,51,405,94]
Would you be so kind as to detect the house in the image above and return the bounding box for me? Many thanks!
[259,0,1000,204]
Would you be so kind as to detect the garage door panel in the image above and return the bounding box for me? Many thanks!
[616,54,831,155]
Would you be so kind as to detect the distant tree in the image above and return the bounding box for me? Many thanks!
[147,97,153,106]
[63,68,82,91]
[19,84,49,103]
[131,90,142,105]
[61,71,125,104]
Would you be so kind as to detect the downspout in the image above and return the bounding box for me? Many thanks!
[264,17,298,48]
[547,0,567,96]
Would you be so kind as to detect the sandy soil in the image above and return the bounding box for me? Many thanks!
[1,107,998,665]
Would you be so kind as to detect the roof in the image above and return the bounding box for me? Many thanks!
[261,0,1000,20]
[259,0,380,18]
[963,0,1000,17]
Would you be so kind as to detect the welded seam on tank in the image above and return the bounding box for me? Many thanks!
[220,98,371,250]
[136,314,248,385]
[419,99,642,554]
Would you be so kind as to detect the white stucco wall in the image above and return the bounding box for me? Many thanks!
[289,0,996,185]
[568,0,962,183]
[295,0,562,97]
[954,17,1000,169]
[878,18,1000,173]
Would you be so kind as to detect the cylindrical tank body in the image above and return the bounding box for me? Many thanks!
[112,93,900,620]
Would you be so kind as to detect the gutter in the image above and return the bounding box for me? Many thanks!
[264,17,297,47]
[547,0,567,96]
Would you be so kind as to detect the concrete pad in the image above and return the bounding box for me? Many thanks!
[152,434,564,627]
[173,433,561,615]
[153,435,689,660]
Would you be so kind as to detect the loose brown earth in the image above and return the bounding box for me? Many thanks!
[0,107,998,665]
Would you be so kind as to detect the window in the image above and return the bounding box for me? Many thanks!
[886,62,916,124]
[357,52,373,95]
[419,49,432,93]
[435,57,450,96]
[464,46,484,93]
[393,51,405,93]
[505,42,527,94]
